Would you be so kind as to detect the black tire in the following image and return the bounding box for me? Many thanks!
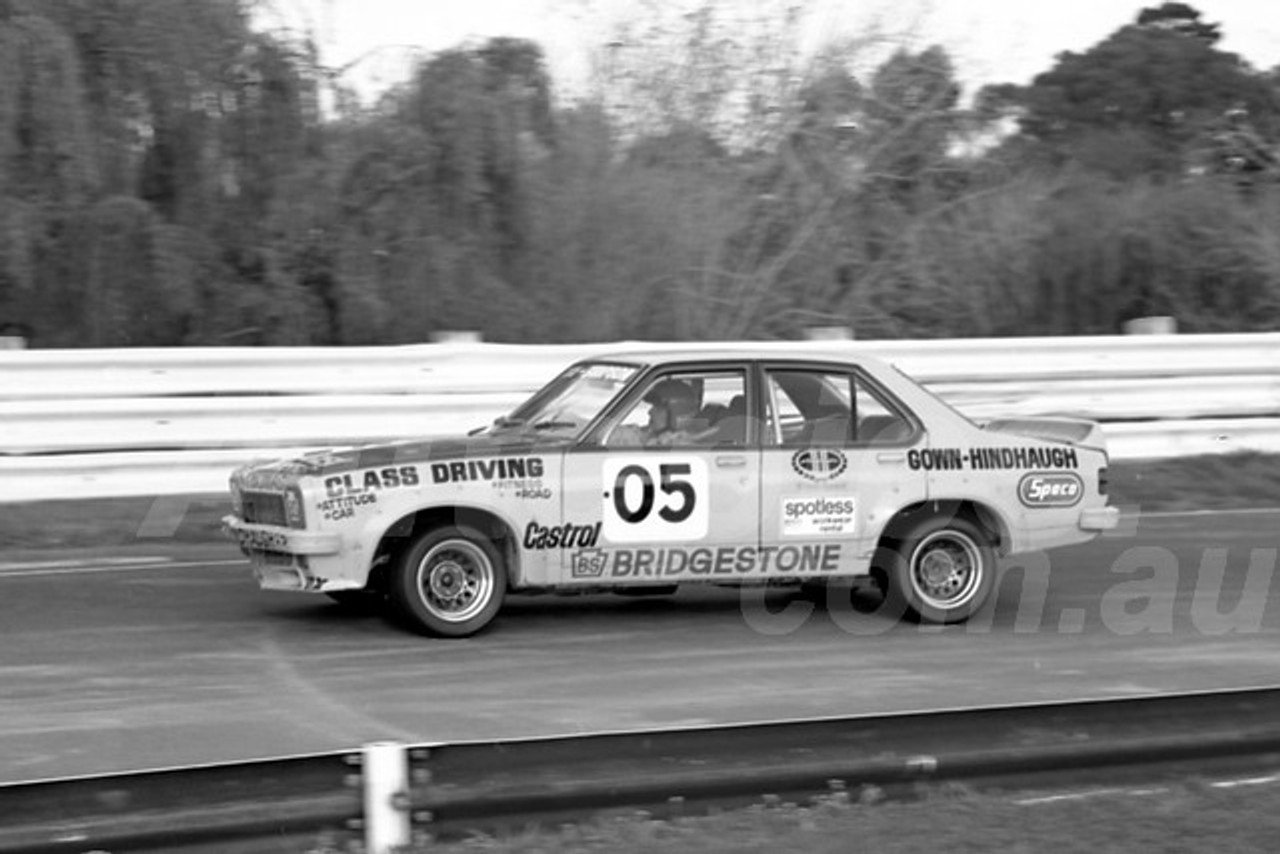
[390,525,507,638]
[883,516,995,624]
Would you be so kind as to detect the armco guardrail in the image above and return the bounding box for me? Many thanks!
[2,333,1278,399]
[3,419,1280,503]
[1,333,1278,502]
[3,378,1279,456]
[4,687,1280,853]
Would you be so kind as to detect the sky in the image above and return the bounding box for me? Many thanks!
[255,0,1280,103]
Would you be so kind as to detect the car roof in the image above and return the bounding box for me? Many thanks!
[591,344,893,370]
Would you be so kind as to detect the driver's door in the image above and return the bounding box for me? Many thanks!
[556,365,759,584]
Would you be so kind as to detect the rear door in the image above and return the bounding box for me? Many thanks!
[757,362,927,578]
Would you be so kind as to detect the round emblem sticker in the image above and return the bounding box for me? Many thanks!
[791,448,848,481]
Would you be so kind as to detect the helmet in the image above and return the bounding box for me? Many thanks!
[643,379,698,419]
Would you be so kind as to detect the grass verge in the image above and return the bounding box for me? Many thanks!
[410,781,1280,854]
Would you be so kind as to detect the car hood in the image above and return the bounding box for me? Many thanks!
[239,433,572,482]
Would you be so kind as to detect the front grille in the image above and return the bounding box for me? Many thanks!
[242,491,287,527]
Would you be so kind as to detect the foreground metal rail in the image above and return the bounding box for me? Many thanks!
[4,687,1280,853]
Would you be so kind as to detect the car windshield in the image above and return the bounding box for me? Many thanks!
[492,361,642,438]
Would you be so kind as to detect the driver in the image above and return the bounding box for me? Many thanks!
[610,378,711,446]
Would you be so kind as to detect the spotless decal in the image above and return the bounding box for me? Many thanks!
[781,495,857,537]
[1018,472,1084,507]
[791,449,848,481]
[601,456,709,543]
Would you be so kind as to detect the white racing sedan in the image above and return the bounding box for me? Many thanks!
[224,348,1119,637]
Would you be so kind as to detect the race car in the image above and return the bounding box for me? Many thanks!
[223,348,1119,637]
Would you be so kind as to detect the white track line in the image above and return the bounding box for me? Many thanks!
[1131,507,1280,519]
[1210,774,1280,789]
[0,558,246,578]
[1016,788,1127,805]
[1019,773,1280,807]
[0,556,173,571]
[1016,787,1170,806]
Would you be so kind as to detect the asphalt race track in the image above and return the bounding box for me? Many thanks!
[2,509,1278,784]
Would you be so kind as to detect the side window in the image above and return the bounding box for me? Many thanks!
[766,369,912,447]
[604,369,748,448]
[854,378,913,445]
[767,371,853,446]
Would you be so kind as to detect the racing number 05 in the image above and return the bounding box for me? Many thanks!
[602,456,709,543]
[613,462,696,524]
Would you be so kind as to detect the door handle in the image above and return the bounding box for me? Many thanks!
[715,456,747,468]
[876,452,906,464]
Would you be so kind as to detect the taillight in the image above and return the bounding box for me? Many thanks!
[1098,467,1109,496]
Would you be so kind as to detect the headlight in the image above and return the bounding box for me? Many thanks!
[284,487,306,528]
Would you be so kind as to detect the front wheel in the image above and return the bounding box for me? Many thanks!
[884,516,995,624]
[390,526,507,637]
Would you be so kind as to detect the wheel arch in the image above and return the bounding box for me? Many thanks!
[367,504,523,592]
[874,498,1012,556]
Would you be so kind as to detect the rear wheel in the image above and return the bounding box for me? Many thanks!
[885,516,995,624]
[390,526,506,637]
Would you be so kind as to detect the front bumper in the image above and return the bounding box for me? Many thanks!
[1079,506,1121,531]
[223,515,353,592]
[222,515,342,555]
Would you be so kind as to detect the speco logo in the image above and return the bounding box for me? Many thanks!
[1018,472,1084,507]
[791,449,848,481]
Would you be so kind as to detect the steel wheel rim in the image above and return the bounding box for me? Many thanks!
[910,530,983,610]
[415,539,494,623]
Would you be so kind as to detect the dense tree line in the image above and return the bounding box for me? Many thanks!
[1,0,1278,347]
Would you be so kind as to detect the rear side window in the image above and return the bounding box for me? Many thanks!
[765,369,913,447]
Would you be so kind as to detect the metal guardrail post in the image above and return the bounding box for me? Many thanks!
[3,691,1280,849]
[362,741,411,853]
